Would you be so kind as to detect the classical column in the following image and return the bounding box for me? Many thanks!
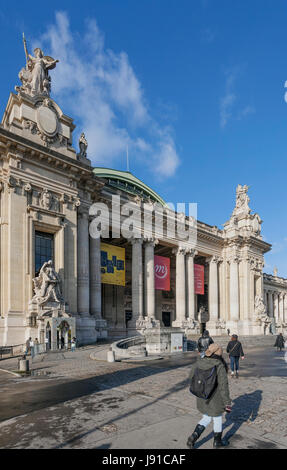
[279,293,284,322]
[284,294,287,323]
[131,237,143,324]
[208,256,220,322]
[264,290,267,308]
[89,235,101,318]
[274,293,279,323]
[186,249,197,321]
[249,268,255,319]
[241,256,252,321]
[77,210,90,315]
[268,291,274,318]
[144,238,158,319]
[229,256,240,321]
[173,246,186,326]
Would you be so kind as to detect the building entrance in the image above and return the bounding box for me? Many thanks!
[162,312,171,327]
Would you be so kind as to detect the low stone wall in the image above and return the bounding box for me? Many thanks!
[111,335,147,359]
[111,333,275,361]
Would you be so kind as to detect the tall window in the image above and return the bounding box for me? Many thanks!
[35,231,54,276]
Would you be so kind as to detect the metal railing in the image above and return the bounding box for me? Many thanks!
[0,341,77,360]
[0,343,26,359]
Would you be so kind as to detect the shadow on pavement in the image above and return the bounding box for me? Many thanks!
[53,375,191,449]
[195,390,264,449]
[0,355,196,423]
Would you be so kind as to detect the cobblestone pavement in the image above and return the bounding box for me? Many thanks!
[0,340,286,449]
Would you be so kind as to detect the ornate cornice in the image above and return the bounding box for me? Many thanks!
[0,128,101,186]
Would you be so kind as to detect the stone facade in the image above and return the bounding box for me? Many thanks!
[0,45,285,347]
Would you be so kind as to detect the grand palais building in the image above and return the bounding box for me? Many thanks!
[0,44,286,349]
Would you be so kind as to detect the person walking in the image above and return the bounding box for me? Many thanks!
[187,343,232,449]
[226,334,244,378]
[25,337,31,355]
[197,330,214,357]
[30,338,35,359]
[34,338,39,356]
[274,333,285,351]
[71,337,76,352]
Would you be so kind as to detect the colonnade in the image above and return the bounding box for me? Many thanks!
[265,290,287,324]
[77,210,274,332]
[77,211,226,328]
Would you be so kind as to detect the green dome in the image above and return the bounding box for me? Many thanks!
[93,167,167,207]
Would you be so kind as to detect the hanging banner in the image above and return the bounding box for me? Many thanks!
[101,243,125,286]
[154,255,170,291]
[194,264,204,295]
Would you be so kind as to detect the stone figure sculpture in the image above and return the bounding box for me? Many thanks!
[77,133,88,158]
[232,184,251,217]
[40,189,52,210]
[16,34,58,97]
[32,260,64,305]
[273,267,278,277]
[254,295,266,316]
[251,213,262,236]
[254,294,270,326]
[198,305,208,323]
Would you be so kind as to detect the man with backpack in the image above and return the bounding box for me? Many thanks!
[187,343,232,449]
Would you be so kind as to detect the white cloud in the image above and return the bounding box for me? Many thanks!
[220,92,236,129]
[153,132,180,178]
[237,105,256,120]
[220,66,255,129]
[33,11,180,176]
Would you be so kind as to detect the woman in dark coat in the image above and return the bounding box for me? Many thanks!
[187,343,232,449]
[226,334,244,378]
[274,333,285,351]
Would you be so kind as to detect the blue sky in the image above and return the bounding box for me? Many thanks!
[1,0,287,276]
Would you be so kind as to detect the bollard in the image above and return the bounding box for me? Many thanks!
[107,349,115,362]
[18,358,29,372]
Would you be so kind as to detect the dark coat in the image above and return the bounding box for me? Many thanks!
[274,335,285,348]
[197,333,214,353]
[189,356,231,417]
[226,340,244,357]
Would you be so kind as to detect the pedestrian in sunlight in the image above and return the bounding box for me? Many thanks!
[226,334,245,378]
[187,343,232,449]
[274,333,285,351]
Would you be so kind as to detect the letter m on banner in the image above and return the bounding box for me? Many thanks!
[154,255,170,291]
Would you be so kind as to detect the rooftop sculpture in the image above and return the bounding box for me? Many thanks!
[16,33,59,97]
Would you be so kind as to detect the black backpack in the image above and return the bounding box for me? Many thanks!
[190,366,218,400]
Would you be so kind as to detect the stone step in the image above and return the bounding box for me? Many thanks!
[187,335,275,349]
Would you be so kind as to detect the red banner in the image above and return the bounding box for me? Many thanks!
[194,264,204,295]
[154,255,170,291]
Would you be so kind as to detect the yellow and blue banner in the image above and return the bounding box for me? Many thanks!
[100,243,125,286]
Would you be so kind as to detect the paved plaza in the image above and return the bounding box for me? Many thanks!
[0,338,286,449]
